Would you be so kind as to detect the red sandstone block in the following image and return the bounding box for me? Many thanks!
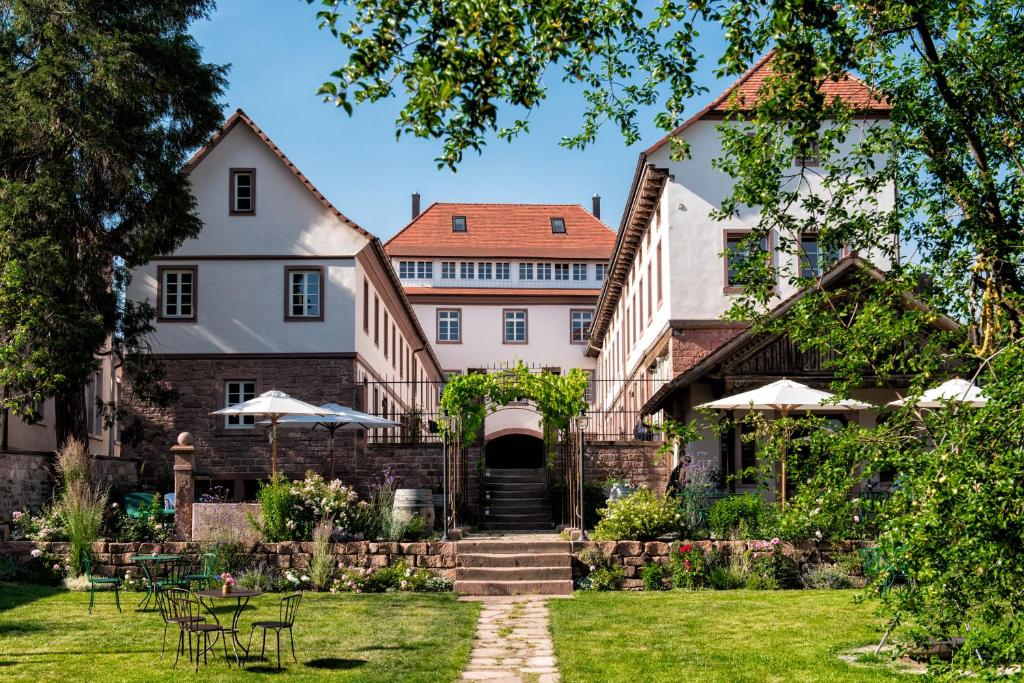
[623,556,645,567]
[400,542,427,555]
[644,541,669,555]
[615,541,643,556]
[369,555,390,567]
[623,579,644,590]
[91,541,107,554]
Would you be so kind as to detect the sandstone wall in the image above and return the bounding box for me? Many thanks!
[584,441,669,493]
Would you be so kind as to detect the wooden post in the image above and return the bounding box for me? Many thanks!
[172,432,196,541]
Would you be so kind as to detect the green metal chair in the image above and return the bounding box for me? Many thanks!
[156,587,203,658]
[155,558,192,595]
[185,546,219,589]
[170,591,233,672]
[82,550,121,614]
[247,592,302,669]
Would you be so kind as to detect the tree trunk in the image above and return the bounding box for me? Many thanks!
[55,385,87,449]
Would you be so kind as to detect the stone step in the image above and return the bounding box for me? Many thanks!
[457,540,571,554]
[454,579,574,596]
[481,512,552,523]
[484,473,547,483]
[456,566,572,582]
[458,552,572,568]
[485,468,546,476]
[485,481,548,493]
[480,523,555,531]
[484,498,549,510]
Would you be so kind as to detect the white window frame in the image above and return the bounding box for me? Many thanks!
[460,262,475,279]
[596,263,608,282]
[441,261,456,279]
[416,261,433,279]
[287,269,322,318]
[478,262,493,280]
[519,262,534,280]
[554,263,570,281]
[572,263,588,281]
[503,309,527,344]
[437,309,461,343]
[495,262,510,280]
[160,268,195,319]
[399,261,415,278]
[537,263,552,280]
[571,309,594,344]
[224,380,256,429]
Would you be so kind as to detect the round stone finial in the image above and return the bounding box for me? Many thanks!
[177,432,193,446]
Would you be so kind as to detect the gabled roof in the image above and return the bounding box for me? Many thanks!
[180,109,444,377]
[183,108,374,241]
[644,50,891,156]
[384,203,616,259]
[641,256,959,414]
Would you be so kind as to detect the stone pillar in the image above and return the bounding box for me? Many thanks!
[172,432,195,541]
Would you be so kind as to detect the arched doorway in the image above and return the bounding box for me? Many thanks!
[485,432,546,469]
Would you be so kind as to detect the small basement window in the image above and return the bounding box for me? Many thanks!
[452,216,467,232]
[550,217,566,233]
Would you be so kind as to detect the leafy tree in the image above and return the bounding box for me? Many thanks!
[308,0,1024,674]
[0,0,226,443]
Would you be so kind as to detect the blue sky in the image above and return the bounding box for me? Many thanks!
[191,1,732,241]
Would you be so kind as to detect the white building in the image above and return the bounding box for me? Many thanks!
[385,200,615,465]
[124,110,443,496]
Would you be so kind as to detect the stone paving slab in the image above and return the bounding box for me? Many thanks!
[460,596,561,682]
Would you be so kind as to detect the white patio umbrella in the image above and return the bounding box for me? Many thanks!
[211,390,333,476]
[887,378,988,408]
[261,402,400,479]
[698,379,873,506]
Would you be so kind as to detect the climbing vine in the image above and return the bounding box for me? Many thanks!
[438,363,589,444]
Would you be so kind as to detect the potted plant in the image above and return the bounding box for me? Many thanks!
[220,572,235,595]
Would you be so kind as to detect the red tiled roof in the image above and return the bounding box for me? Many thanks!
[645,50,890,155]
[385,203,616,259]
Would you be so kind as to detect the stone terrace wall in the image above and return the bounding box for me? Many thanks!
[1,539,458,581]
[0,452,139,523]
[571,539,870,589]
[584,441,669,493]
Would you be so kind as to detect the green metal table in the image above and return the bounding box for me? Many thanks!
[197,588,263,665]
[129,553,183,611]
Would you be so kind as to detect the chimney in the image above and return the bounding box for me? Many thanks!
[592,194,601,220]
[411,192,421,219]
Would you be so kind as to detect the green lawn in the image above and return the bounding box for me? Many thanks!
[549,590,905,682]
[0,584,479,682]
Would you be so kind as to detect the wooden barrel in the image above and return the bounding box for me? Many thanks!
[393,488,435,532]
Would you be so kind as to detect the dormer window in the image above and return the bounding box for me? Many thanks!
[230,169,255,214]
[550,217,566,234]
[452,215,467,232]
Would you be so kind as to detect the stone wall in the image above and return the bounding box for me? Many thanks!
[584,441,669,493]
[0,539,457,580]
[121,355,360,493]
[571,539,870,590]
[0,451,139,522]
[191,503,262,543]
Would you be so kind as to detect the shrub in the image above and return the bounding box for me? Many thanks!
[10,507,67,541]
[707,494,772,540]
[111,495,172,542]
[592,488,683,541]
[670,543,709,590]
[331,561,447,593]
[251,474,295,542]
[800,564,855,589]
[744,539,801,589]
[676,459,717,536]
[289,472,361,538]
[581,565,625,591]
[641,561,666,591]
[3,548,65,585]
[708,564,746,590]
[55,439,107,575]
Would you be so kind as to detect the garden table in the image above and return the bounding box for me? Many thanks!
[129,553,182,611]
[197,588,262,665]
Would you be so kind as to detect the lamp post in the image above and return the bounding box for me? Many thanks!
[574,409,590,540]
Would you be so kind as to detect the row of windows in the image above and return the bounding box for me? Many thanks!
[158,267,324,321]
[400,260,608,282]
[724,232,843,288]
[437,309,593,345]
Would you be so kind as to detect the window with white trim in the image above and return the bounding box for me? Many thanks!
[460,262,475,279]
[504,309,527,343]
[519,262,534,280]
[571,309,594,343]
[437,309,461,342]
[224,380,256,428]
[230,169,254,214]
[416,261,433,278]
[441,261,456,279]
[478,262,493,280]
[495,262,510,280]
[572,263,588,281]
[161,268,195,319]
[554,263,570,281]
[800,233,841,278]
[537,263,552,280]
[726,232,770,288]
[595,263,608,282]
[287,269,322,318]
[398,261,415,278]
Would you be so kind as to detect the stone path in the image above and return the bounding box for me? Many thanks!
[460,596,560,682]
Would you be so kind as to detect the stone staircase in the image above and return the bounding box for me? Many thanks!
[454,538,574,596]
[480,467,552,531]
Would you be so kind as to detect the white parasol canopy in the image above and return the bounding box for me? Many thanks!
[211,390,332,475]
[887,378,988,408]
[260,403,400,479]
[698,379,873,414]
[698,379,873,506]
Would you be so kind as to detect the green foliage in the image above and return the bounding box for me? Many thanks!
[308,518,336,591]
[333,561,451,593]
[744,541,801,590]
[108,493,172,543]
[287,471,361,539]
[641,562,667,591]
[800,564,855,590]
[576,546,625,591]
[251,474,295,542]
[0,0,226,442]
[708,564,746,591]
[669,543,709,590]
[707,495,772,541]
[438,363,588,445]
[55,440,106,576]
[10,506,66,541]
[592,488,683,541]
